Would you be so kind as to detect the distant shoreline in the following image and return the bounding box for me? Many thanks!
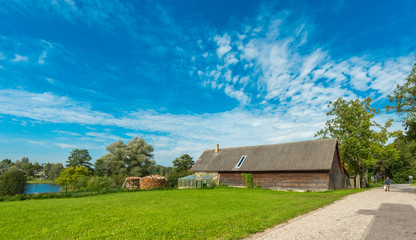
[27,179,55,184]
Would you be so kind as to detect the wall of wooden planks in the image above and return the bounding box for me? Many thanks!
[219,171,330,191]
[329,150,353,190]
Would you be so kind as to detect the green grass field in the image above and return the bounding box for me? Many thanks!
[0,188,363,239]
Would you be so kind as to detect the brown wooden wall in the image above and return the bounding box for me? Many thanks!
[219,171,330,191]
[329,147,352,190]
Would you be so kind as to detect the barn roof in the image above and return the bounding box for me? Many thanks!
[190,138,339,172]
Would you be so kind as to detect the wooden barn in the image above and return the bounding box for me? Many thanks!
[190,139,352,191]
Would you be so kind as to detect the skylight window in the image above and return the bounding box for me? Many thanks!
[236,155,246,168]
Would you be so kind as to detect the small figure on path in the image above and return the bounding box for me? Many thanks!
[385,177,391,191]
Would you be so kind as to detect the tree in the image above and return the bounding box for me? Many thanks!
[1,159,11,164]
[172,154,194,172]
[93,158,105,177]
[315,97,392,188]
[20,157,30,165]
[14,157,29,170]
[389,136,416,183]
[150,165,174,177]
[22,162,35,177]
[388,57,416,139]
[0,167,27,196]
[95,140,128,177]
[168,154,195,188]
[33,162,42,173]
[95,137,155,178]
[54,166,91,192]
[66,149,92,168]
[125,137,155,176]
[0,159,13,175]
[43,163,64,180]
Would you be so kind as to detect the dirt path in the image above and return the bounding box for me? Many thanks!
[246,184,416,240]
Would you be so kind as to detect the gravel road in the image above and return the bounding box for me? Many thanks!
[246,184,416,240]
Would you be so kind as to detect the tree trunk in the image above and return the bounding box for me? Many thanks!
[360,168,368,188]
[354,172,360,189]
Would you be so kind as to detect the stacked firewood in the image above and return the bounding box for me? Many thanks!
[124,176,141,189]
[140,175,168,189]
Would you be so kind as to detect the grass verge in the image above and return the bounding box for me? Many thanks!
[0,188,364,239]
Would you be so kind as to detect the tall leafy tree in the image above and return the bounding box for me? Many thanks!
[125,137,155,176]
[33,162,42,173]
[1,159,12,164]
[22,162,35,177]
[21,157,29,164]
[96,140,128,177]
[14,157,30,170]
[168,154,194,188]
[0,167,27,196]
[48,163,64,179]
[389,136,416,182]
[66,149,92,168]
[0,159,13,175]
[95,137,155,177]
[150,165,174,177]
[172,154,194,172]
[315,97,392,188]
[388,57,416,139]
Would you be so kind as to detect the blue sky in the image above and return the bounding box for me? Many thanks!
[0,0,415,166]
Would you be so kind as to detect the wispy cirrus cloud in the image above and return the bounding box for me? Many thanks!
[38,50,47,64]
[10,54,29,63]
[56,143,77,149]
[194,8,413,110]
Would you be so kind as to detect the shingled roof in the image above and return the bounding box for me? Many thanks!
[190,138,339,172]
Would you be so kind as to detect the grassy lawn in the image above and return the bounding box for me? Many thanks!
[0,188,363,239]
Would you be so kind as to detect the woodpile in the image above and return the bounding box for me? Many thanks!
[140,175,168,190]
[124,177,141,189]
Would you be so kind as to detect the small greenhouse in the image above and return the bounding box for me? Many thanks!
[178,174,216,189]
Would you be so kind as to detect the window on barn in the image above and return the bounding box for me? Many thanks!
[236,155,246,168]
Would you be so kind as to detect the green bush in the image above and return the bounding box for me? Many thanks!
[392,168,416,183]
[111,175,126,186]
[72,176,90,190]
[0,167,27,196]
[167,171,192,188]
[241,173,253,188]
[87,176,117,192]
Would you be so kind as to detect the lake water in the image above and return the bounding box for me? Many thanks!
[25,184,62,194]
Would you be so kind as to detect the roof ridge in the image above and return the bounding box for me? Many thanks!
[206,138,337,151]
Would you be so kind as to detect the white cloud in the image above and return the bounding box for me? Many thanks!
[46,77,56,84]
[56,143,77,149]
[299,49,327,79]
[10,54,29,63]
[53,130,81,136]
[214,34,232,58]
[0,89,113,125]
[38,50,47,64]
[85,132,122,142]
[27,140,47,145]
[201,14,413,107]
[224,85,250,105]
